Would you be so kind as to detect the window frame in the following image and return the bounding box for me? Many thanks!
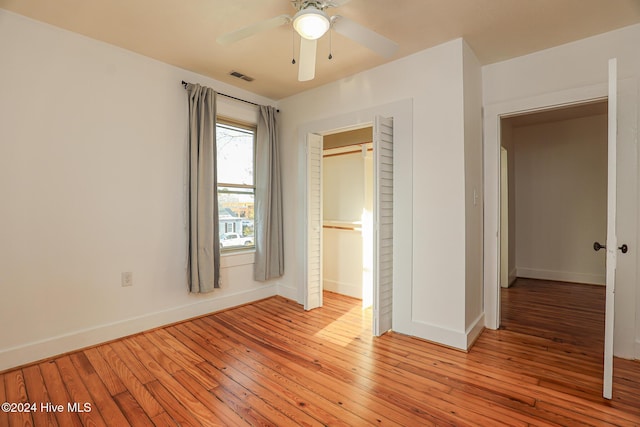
[216,116,257,253]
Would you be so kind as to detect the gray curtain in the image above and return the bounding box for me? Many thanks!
[186,83,220,293]
[254,105,284,281]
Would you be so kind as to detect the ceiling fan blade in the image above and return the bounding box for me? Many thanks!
[217,14,291,46]
[298,38,317,81]
[332,15,398,58]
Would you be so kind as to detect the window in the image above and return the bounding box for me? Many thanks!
[217,119,256,251]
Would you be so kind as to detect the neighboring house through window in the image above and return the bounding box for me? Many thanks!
[217,118,256,251]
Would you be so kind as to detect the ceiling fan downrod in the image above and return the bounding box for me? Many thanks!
[292,1,327,12]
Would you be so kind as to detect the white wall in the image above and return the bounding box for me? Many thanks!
[278,38,484,349]
[0,10,278,370]
[513,114,607,284]
[483,23,640,358]
[323,227,364,299]
[323,152,365,222]
[462,42,484,342]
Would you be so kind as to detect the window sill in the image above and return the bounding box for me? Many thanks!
[220,249,255,268]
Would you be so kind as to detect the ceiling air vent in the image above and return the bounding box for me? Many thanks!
[229,71,254,82]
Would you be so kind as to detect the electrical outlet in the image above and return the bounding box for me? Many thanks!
[121,271,133,287]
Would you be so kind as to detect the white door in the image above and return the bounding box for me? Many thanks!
[305,133,323,310]
[602,58,618,400]
[373,116,394,336]
[500,147,509,289]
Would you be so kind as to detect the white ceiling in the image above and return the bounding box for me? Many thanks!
[2,0,639,100]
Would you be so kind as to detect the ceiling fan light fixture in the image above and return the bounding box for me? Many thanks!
[293,8,330,40]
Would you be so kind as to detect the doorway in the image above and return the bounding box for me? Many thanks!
[304,116,395,337]
[297,99,411,339]
[498,100,608,328]
[498,100,609,294]
[322,127,374,308]
[497,100,610,394]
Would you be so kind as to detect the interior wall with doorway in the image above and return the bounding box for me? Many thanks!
[500,101,608,288]
[482,24,640,359]
[280,39,483,350]
[322,127,374,307]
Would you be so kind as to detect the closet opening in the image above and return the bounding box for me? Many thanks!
[322,126,374,309]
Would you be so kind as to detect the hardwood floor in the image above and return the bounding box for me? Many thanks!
[501,278,606,349]
[2,289,639,426]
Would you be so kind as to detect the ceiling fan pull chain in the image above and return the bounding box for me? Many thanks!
[328,28,333,60]
[291,27,297,64]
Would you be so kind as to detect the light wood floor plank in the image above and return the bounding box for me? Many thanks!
[145,380,202,426]
[95,344,164,420]
[82,348,126,397]
[22,365,59,427]
[122,336,222,426]
[4,369,34,427]
[0,373,9,427]
[112,392,154,427]
[38,362,83,427]
[170,369,249,427]
[68,353,130,426]
[54,356,107,427]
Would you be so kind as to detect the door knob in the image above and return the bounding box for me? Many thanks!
[594,241,628,254]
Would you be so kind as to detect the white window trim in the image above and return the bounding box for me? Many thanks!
[217,117,257,254]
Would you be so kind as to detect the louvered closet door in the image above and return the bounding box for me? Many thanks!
[305,133,323,310]
[373,116,394,336]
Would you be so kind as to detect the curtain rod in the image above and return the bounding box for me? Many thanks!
[181,81,279,112]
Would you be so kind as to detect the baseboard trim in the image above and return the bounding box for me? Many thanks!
[0,285,277,372]
[403,312,485,351]
[508,269,517,286]
[516,267,605,285]
[277,285,299,302]
[466,313,485,349]
[323,279,362,299]
[635,340,640,360]
[402,320,468,351]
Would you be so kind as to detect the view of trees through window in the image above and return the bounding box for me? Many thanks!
[217,120,255,250]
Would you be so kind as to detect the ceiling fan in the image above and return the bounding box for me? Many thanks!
[216,0,398,82]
